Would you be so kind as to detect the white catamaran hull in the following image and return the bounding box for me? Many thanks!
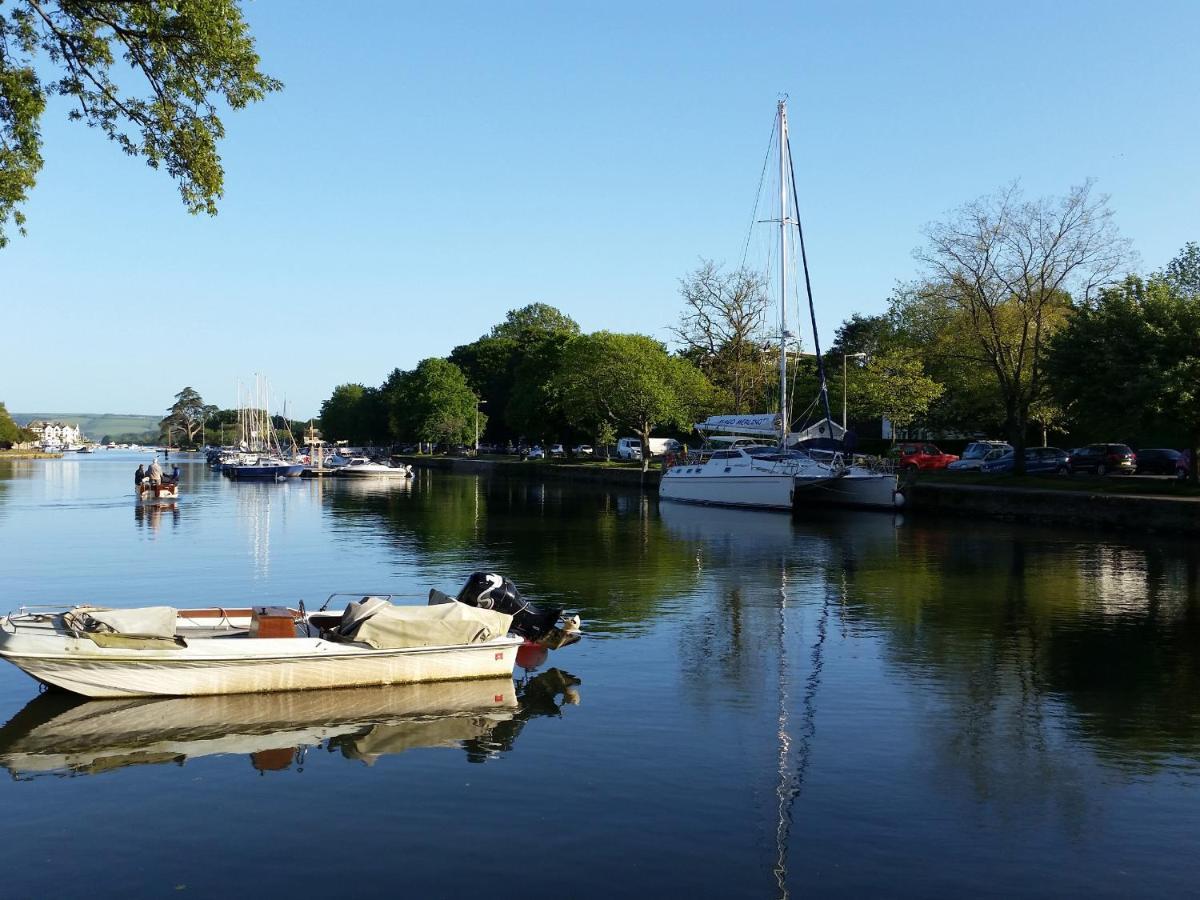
[0,628,523,699]
[659,471,795,510]
[794,471,898,510]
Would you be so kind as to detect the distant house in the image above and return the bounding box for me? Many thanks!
[26,420,84,448]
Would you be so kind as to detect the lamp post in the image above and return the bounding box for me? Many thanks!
[474,400,487,455]
[842,352,867,431]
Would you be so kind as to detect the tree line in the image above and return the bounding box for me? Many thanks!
[318,304,719,472]
[316,180,1194,477]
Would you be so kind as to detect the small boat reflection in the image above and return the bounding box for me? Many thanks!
[0,670,581,778]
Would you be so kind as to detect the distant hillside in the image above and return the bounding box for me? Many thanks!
[13,413,160,440]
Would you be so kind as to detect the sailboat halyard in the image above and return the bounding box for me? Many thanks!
[659,99,898,512]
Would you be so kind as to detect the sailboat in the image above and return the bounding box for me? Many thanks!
[223,377,304,480]
[659,100,898,512]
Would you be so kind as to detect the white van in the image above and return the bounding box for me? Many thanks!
[646,438,680,457]
[616,437,642,461]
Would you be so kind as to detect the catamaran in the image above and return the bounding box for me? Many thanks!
[659,100,897,512]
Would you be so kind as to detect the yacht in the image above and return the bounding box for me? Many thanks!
[337,457,414,478]
[659,100,897,513]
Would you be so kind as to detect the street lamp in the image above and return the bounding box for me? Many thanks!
[842,352,868,431]
[474,400,488,455]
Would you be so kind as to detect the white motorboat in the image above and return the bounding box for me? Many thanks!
[0,573,581,699]
[337,457,414,477]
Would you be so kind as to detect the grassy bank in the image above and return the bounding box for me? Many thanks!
[0,450,62,459]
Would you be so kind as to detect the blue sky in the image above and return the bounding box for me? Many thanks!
[4,0,1197,419]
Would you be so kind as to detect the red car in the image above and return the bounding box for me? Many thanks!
[894,442,960,472]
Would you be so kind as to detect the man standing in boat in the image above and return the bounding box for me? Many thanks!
[148,457,163,486]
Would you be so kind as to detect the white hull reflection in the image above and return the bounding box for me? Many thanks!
[0,678,519,776]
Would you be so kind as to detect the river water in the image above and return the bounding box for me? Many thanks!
[1,452,1198,897]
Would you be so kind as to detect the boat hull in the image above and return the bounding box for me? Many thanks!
[227,463,304,479]
[793,472,898,509]
[659,472,795,510]
[137,483,179,502]
[0,632,524,698]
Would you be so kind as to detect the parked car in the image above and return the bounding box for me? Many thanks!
[893,442,960,472]
[981,446,1070,475]
[646,438,681,457]
[616,437,643,461]
[549,444,566,458]
[946,441,1012,471]
[1135,448,1189,479]
[1067,443,1136,476]
[572,444,594,457]
[526,446,545,460]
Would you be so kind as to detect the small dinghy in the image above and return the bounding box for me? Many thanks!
[137,480,179,502]
[0,573,581,699]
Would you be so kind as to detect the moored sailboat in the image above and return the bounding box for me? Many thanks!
[659,100,897,512]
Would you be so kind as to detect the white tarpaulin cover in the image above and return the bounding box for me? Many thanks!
[348,602,513,650]
[80,606,178,639]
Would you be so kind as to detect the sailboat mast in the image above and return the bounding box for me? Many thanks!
[778,99,789,449]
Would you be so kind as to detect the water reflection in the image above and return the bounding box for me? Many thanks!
[133,500,180,533]
[0,670,580,778]
[326,474,703,632]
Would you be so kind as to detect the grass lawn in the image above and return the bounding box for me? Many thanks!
[917,470,1200,498]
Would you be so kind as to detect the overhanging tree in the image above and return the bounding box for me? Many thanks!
[0,0,281,247]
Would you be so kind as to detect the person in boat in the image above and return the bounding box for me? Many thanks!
[148,458,163,486]
[134,464,146,485]
[168,464,180,484]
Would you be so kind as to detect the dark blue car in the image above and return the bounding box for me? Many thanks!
[981,446,1070,475]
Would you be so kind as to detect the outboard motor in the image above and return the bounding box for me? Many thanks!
[456,572,563,641]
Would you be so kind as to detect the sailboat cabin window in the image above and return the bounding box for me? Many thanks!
[711,451,741,460]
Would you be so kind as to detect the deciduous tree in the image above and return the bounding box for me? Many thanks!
[1047,249,1200,480]
[912,181,1130,471]
[673,261,773,413]
[0,0,281,247]
[556,332,715,472]
[388,358,482,448]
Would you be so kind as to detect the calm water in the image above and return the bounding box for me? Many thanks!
[1,453,1199,897]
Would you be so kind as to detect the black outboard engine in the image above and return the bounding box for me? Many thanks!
[456,572,562,641]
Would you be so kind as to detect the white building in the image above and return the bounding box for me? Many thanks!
[27,420,84,449]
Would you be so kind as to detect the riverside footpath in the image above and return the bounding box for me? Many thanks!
[395,454,1200,535]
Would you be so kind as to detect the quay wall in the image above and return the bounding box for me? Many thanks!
[393,456,1199,534]
[392,455,660,488]
[905,481,1200,535]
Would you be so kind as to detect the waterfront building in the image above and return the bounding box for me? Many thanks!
[26,420,84,449]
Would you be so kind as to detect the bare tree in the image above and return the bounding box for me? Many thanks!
[914,181,1131,472]
[673,260,772,413]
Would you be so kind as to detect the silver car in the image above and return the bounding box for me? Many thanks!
[946,441,1012,471]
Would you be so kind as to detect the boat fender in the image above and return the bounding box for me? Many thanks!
[893,490,906,508]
